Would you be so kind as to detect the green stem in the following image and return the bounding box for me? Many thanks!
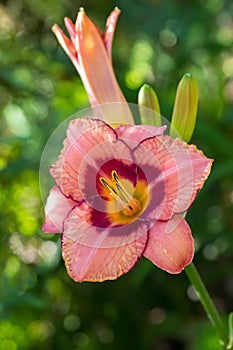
[184,262,229,348]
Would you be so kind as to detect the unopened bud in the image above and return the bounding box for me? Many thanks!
[170,74,198,142]
[138,84,161,126]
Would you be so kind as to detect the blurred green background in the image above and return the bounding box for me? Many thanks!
[0,0,233,349]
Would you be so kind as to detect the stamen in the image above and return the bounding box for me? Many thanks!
[99,170,141,217]
[111,171,131,203]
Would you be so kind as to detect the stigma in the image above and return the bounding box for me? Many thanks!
[100,170,141,217]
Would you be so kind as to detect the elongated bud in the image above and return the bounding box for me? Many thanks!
[170,74,198,142]
[138,84,161,126]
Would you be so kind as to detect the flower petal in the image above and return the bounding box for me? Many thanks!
[133,139,176,221]
[143,215,194,273]
[64,17,76,45]
[134,135,213,221]
[154,136,213,213]
[52,24,78,69]
[42,186,77,233]
[104,7,121,60]
[62,207,148,281]
[116,124,166,143]
[50,118,117,201]
[51,118,137,206]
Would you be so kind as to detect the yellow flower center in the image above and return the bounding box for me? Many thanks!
[100,170,141,217]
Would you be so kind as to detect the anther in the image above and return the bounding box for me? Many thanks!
[112,170,119,182]
[100,177,117,195]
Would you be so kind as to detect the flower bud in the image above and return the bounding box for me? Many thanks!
[138,84,161,126]
[170,74,198,142]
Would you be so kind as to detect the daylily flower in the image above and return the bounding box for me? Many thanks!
[43,118,213,282]
[52,8,133,124]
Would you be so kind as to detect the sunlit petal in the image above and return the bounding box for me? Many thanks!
[75,9,127,105]
[52,24,78,68]
[52,8,134,124]
[64,17,76,44]
[104,7,121,60]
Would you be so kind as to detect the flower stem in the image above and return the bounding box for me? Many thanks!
[184,262,229,348]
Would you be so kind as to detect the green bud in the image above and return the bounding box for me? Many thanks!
[138,84,161,126]
[170,74,198,142]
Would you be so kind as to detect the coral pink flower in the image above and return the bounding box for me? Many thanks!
[43,119,213,282]
[52,8,133,124]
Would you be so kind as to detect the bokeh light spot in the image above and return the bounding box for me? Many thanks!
[148,307,166,324]
[64,315,81,332]
[3,104,31,138]
[203,244,219,261]
[159,30,177,47]
[187,285,199,302]
[72,332,89,348]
